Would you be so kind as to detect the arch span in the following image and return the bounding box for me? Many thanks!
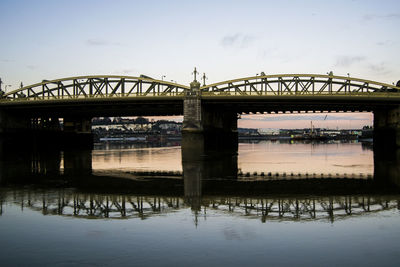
[201,74,400,96]
[2,75,189,101]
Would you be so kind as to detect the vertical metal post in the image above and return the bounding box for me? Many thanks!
[89,79,93,96]
[105,78,108,95]
[121,78,125,96]
[278,79,281,95]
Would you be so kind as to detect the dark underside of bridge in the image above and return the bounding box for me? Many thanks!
[0,97,184,117]
[1,96,400,149]
[203,96,398,113]
[1,96,399,117]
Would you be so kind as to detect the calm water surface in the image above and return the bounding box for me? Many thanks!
[91,140,374,175]
[1,140,399,267]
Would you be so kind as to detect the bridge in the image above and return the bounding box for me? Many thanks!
[1,72,400,149]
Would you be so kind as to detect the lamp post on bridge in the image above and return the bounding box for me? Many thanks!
[0,78,10,94]
[202,73,207,86]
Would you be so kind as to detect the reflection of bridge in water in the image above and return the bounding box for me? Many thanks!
[1,188,399,223]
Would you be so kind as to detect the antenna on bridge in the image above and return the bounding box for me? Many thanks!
[202,73,208,86]
[192,67,199,82]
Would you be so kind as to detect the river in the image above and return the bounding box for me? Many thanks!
[0,140,399,266]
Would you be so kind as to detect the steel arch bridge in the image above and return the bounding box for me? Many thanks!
[201,74,400,96]
[1,74,400,102]
[1,75,189,101]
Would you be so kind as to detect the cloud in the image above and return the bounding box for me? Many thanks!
[335,56,366,67]
[221,33,254,48]
[376,40,394,46]
[1,59,13,63]
[363,13,400,21]
[86,39,121,46]
[26,65,37,70]
[368,62,392,75]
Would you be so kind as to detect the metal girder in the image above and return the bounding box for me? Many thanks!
[201,74,400,97]
[2,74,400,103]
[2,75,189,101]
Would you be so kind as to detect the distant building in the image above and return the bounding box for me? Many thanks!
[238,128,260,136]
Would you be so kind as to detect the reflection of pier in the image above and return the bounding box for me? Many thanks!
[1,188,399,223]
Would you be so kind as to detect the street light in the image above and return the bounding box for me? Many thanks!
[161,75,166,81]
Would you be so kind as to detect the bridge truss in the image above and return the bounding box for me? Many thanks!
[2,75,189,101]
[201,74,400,97]
[1,74,399,102]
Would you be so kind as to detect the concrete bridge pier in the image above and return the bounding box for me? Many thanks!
[202,108,238,152]
[182,77,239,206]
[373,106,400,150]
[63,117,93,149]
[374,147,400,188]
[182,78,238,152]
[0,111,31,134]
[0,111,93,149]
[374,106,400,187]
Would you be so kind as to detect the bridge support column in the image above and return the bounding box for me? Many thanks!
[31,117,61,131]
[63,117,93,149]
[182,79,238,152]
[374,106,400,187]
[0,111,31,134]
[374,106,400,150]
[202,108,238,152]
[182,78,238,201]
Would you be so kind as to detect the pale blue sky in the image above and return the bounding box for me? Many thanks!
[1,0,399,128]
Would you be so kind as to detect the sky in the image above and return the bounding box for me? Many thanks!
[1,0,399,129]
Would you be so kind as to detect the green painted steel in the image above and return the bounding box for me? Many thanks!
[1,74,399,103]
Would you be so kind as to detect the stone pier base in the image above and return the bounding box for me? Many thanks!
[374,106,400,149]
